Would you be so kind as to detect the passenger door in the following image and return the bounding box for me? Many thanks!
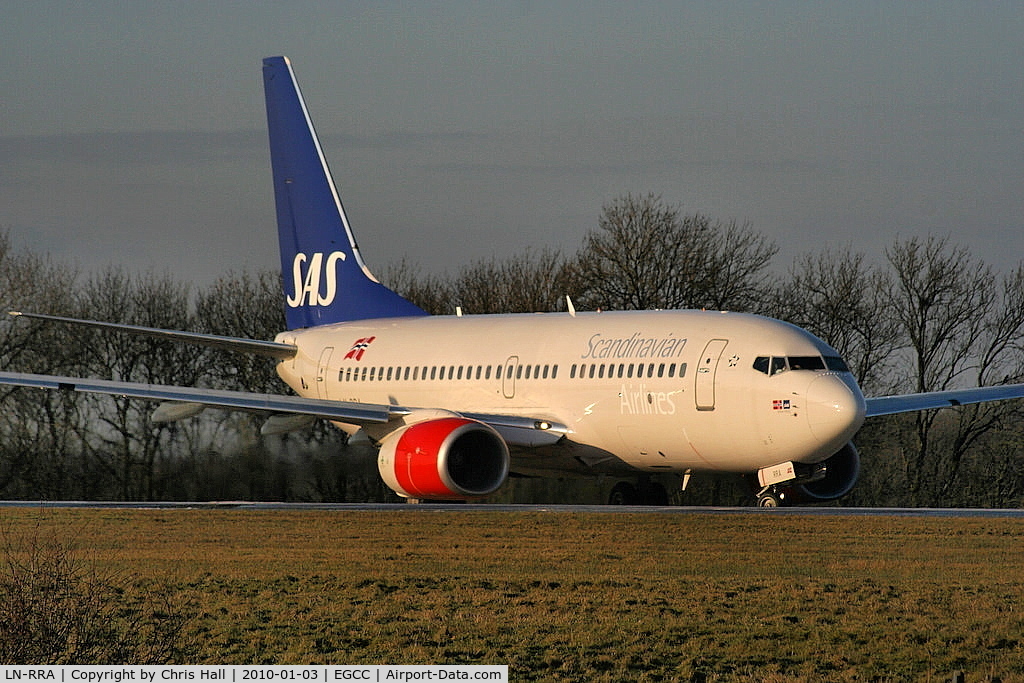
[695,339,728,411]
[502,356,519,399]
[316,347,334,400]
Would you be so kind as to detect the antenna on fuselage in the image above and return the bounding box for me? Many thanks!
[566,296,576,317]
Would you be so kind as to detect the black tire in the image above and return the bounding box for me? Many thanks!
[608,482,640,505]
[640,481,670,506]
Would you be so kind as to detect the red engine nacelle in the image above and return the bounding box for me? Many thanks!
[377,417,510,500]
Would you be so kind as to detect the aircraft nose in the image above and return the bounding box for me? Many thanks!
[805,375,866,448]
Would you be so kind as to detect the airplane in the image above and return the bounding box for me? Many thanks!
[4,55,1024,507]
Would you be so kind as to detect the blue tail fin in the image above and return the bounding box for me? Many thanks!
[262,56,427,329]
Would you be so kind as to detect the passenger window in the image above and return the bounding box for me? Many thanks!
[552,365,558,379]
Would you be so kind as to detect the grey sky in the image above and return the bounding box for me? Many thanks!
[2,2,1022,289]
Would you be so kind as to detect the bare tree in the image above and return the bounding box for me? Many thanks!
[885,236,1024,505]
[72,269,200,499]
[775,249,902,394]
[697,218,780,312]
[452,247,578,314]
[195,269,284,393]
[386,249,578,316]
[382,258,453,316]
[0,232,83,498]
[575,194,777,312]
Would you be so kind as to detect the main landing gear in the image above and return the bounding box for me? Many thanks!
[608,478,670,506]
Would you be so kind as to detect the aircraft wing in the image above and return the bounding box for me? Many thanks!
[864,383,1024,418]
[0,371,569,447]
[0,371,391,423]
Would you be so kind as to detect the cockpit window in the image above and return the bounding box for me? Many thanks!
[824,356,850,372]
[788,356,826,371]
[753,356,789,375]
[755,355,845,375]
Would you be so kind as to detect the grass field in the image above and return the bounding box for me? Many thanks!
[2,507,1023,681]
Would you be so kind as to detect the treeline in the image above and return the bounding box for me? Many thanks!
[2,193,1024,506]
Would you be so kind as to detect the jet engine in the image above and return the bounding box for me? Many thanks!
[377,417,510,500]
[789,442,861,503]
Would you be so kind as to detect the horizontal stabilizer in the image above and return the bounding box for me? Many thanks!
[9,311,296,360]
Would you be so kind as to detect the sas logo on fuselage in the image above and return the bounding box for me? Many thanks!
[286,251,347,308]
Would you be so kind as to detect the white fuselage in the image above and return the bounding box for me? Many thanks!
[274,309,867,476]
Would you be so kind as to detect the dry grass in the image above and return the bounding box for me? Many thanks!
[3,507,1023,680]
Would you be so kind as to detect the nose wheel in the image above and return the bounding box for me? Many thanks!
[756,487,786,508]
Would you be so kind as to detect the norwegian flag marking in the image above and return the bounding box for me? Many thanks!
[344,336,376,361]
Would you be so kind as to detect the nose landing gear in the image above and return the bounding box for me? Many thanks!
[756,487,786,507]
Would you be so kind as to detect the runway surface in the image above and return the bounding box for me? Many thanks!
[2,501,1023,517]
